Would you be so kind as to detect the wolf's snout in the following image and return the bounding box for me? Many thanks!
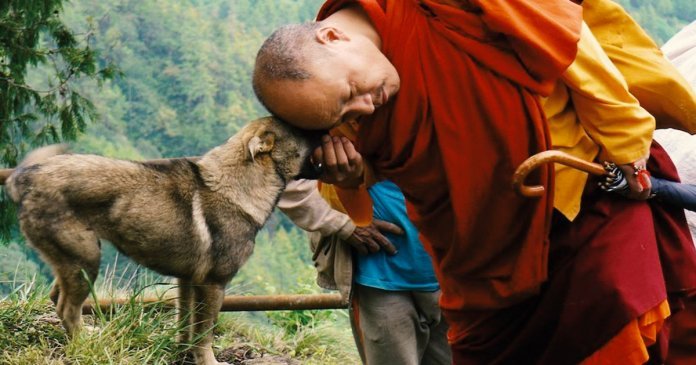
[305,129,325,151]
[293,129,326,180]
[296,154,323,180]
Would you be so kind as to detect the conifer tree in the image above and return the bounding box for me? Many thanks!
[0,0,117,242]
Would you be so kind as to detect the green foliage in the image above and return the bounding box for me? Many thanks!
[61,0,323,159]
[0,0,118,165]
[0,198,17,245]
[0,243,48,295]
[0,0,119,243]
[231,227,316,295]
[265,279,340,336]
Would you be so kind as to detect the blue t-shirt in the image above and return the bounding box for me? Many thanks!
[354,180,439,291]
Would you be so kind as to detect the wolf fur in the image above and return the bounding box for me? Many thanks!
[6,117,319,365]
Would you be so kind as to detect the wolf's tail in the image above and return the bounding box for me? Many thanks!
[6,144,69,202]
[17,144,69,169]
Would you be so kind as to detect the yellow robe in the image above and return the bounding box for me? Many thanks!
[544,22,654,221]
[583,0,696,133]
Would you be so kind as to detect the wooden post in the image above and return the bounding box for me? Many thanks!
[0,168,10,185]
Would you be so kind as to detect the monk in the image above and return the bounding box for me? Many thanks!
[580,1,696,363]
[536,19,696,364]
[252,0,696,363]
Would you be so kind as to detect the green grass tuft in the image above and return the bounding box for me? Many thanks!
[0,278,360,364]
[0,282,190,364]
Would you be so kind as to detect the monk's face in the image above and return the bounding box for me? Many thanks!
[263,35,400,130]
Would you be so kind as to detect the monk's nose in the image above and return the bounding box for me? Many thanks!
[349,94,376,116]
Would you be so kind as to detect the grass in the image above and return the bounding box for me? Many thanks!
[0,280,187,364]
[219,307,359,365]
[0,276,360,364]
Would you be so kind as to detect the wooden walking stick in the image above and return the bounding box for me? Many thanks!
[512,150,607,197]
[514,150,696,212]
[82,293,347,314]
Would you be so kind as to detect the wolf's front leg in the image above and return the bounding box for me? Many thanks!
[191,283,227,365]
[176,278,194,344]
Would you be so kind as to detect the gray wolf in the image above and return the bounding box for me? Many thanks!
[6,117,320,365]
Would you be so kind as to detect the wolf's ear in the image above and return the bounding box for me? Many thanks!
[248,131,275,161]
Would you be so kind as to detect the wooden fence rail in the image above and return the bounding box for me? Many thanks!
[0,168,11,184]
[81,293,348,315]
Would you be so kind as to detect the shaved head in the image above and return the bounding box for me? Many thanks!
[253,22,322,114]
[253,17,400,130]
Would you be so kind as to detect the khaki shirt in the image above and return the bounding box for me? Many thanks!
[277,179,354,304]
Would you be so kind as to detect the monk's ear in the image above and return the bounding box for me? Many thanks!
[315,26,350,44]
[247,130,275,161]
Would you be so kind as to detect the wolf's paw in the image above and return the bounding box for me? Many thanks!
[82,324,99,334]
[37,314,62,326]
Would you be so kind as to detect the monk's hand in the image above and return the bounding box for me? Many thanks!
[313,135,364,188]
[617,157,652,200]
[345,219,404,256]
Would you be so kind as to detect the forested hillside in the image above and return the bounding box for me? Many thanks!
[34,0,696,162]
[1,0,694,301]
[615,0,694,44]
[1,0,694,294]
[64,0,323,159]
[63,0,694,160]
[1,0,324,294]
